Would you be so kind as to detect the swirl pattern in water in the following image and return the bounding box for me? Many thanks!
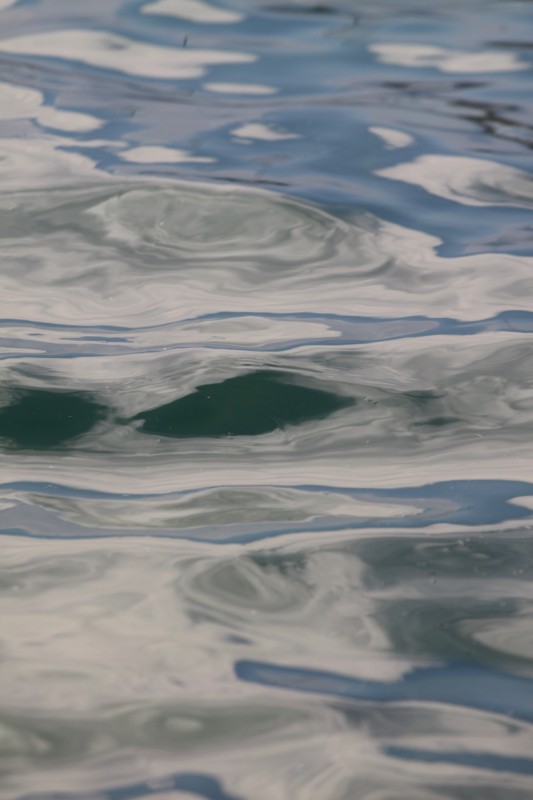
[0,0,532,799]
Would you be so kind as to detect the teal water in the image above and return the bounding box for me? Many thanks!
[0,1,533,799]
[132,372,355,437]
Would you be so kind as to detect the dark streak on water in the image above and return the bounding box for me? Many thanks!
[0,389,106,448]
[0,0,532,799]
[132,371,354,437]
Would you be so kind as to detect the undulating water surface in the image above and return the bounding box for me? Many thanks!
[0,0,533,798]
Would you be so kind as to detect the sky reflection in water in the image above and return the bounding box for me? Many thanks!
[0,0,532,799]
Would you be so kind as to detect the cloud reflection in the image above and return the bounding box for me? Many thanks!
[204,82,277,95]
[120,146,215,164]
[142,0,244,24]
[370,43,528,73]
[0,81,102,132]
[378,155,533,209]
[232,123,299,141]
[370,126,413,149]
[0,30,254,79]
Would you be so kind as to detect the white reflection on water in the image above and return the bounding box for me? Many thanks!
[0,30,254,79]
[0,81,102,132]
[232,123,300,141]
[0,138,108,190]
[120,146,216,164]
[370,127,414,149]
[378,155,533,209]
[370,43,528,73]
[204,82,278,94]
[142,0,244,23]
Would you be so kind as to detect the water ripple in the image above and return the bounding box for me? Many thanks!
[0,0,533,797]
[1,179,533,335]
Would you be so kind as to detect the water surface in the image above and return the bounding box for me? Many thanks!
[0,0,533,798]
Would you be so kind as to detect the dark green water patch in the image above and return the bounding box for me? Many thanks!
[133,371,354,438]
[0,389,106,449]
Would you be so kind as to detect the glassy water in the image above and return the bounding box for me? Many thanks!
[0,0,533,798]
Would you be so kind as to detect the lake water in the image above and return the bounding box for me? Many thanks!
[0,0,533,798]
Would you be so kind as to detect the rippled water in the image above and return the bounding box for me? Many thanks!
[1,0,533,798]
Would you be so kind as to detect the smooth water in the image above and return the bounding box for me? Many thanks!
[0,0,533,798]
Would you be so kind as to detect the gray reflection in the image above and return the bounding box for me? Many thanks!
[0,179,532,332]
[4,532,533,799]
[359,532,533,674]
